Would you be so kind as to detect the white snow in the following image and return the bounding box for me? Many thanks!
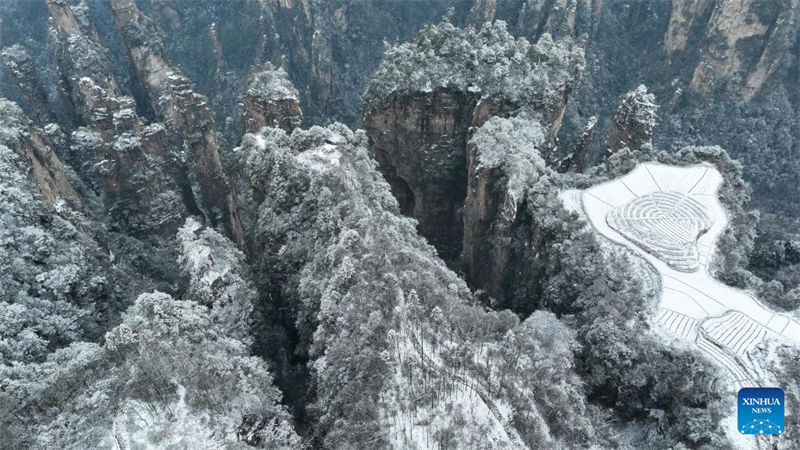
[558,189,583,216]
[380,291,525,449]
[574,162,800,386]
[295,143,341,171]
[570,162,800,448]
[607,191,712,272]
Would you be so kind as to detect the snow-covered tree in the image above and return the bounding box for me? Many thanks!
[364,19,583,124]
[178,217,257,343]
[605,84,657,157]
[0,291,300,449]
[0,101,107,365]
[236,123,599,448]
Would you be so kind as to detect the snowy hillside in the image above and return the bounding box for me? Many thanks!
[575,163,800,384]
[565,162,800,447]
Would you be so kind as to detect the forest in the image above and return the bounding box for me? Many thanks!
[1,1,799,449]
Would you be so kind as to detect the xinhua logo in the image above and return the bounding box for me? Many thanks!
[738,387,784,435]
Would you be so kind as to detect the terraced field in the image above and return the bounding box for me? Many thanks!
[566,162,800,392]
[607,191,712,272]
[657,309,698,340]
[703,311,768,358]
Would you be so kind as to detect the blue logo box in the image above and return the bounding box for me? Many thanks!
[738,387,784,435]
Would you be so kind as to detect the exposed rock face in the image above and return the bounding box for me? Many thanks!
[0,99,79,206]
[46,0,84,36]
[46,0,120,122]
[1,45,54,125]
[364,21,582,262]
[74,77,129,139]
[242,63,303,133]
[561,115,597,173]
[467,0,587,40]
[66,79,187,237]
[467,0,498,24]
[463,116,549,309]
[470,0,797,104]
[366,89,479,260]
[0,99,114,364]
[460,0,800,217]
[605,85,657,157]
[470,96,520,128]
[665,0,799,99]
[108,0,243,245]
[2,0,798,220]
[39,1,187,237]
[664,0,714,55]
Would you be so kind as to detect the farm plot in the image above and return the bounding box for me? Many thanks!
[702,311,768,358]
[657,308,699,340]
[607,191,712,272]
[572,162,800,391]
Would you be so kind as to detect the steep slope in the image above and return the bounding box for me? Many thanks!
[0,99,108,365]
[2,0,795,216]
[236,123,598,448]
[364,20,582,262]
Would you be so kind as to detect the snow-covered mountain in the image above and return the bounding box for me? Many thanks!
[1,1,799,449]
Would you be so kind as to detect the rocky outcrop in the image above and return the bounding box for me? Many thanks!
[664,0,714,55]
[66,79,187,236]
[109,0,244,246]
[46,0,119,122]
[561,115,597,173]
[665,0,799,99]
[242,63,303,133]
[468,0,586,41]
[364,21,582,261]
[41,1,187,237]
[605,85,657,157]
[46,0,84,36]
[1,45,54,125]
[463,116,549,309]
[467,0,498,24]
[470,96,520,128]
[0,99,115,366]
[467,0,797,103]
[367,89,479,260]
[0,99,79,207]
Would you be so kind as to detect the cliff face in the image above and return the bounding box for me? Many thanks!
[463,0,800,216]
[242,63,303,134]
[108,0,243,245]
[366,89,479,260]
[467,0,588,42]
[118,0,461,134]
[364,21,582,292]
[1,1,797,219]
[1,45,54,125]
[467,0,798,103]
[45,0,121,123]
[463,116,549,308]
[42,2,187,238]
[665,0,799,100]
[0,99,79,207]
[605,85,657,157]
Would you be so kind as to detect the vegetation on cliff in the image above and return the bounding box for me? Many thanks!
[364,20,583,118]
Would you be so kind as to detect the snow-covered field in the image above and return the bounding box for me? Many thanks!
[565,163,800,391]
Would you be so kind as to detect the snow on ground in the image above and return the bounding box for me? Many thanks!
[607,191,712,272]
[573,163,800,378]
[381,331,522,449]
[380,291,525,449]
[571,161,800,447]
